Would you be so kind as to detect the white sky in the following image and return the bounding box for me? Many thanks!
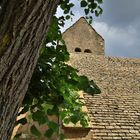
[57,0,140,58]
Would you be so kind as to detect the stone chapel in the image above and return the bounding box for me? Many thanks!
[63,17,140,140]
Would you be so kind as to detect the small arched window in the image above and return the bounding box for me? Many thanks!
[84,49,92,53]
[75,48,81,52]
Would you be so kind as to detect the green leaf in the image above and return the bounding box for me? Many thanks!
[89,19,92,24]
[81,1,88,7]
[15,118,27,126]
[95,10,98,16]
[18,106,29,115]
[44,129,54,138]
[32,110,48,125]
[48,121,59,132]
[70,11,74,16]
[64,9,69,14]
[70,115,79,124]
[97,0,103,4]
[84,9,89,15]
[66,15,70,20]
[47,108,54,115]
[63,118,70,124]
[80,118,88,128]
[60,111,67,120]
[98,6,103,15]
[89,3,97,9]
[69,3,74,8]
[30,125,42,137]
[77,76,89,90]
[59,133,65,140]
[60,3,66,10]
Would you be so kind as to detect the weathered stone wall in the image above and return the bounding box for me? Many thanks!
[62,17,104,55]
[12,115,58,140]
[69,53,140,139]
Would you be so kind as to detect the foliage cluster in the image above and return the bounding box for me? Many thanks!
[14,0,103,139]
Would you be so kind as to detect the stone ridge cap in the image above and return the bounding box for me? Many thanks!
[106,56,140,64]
[62,17,85,35]
[62,17,104,41]
[106,55,140,61]
[69,53,104,58]
[70,53,140,61]
[69,53,140,67]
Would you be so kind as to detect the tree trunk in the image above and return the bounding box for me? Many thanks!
[0,0,60,139]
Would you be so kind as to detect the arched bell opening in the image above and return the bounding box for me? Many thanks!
[84,49,92,53]
[75,48,82,52]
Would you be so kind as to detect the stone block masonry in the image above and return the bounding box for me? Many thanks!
[62,17,104,55]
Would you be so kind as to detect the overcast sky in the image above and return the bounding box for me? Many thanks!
[57,0,140,58]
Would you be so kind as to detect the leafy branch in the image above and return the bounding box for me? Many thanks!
[13,0,102,139]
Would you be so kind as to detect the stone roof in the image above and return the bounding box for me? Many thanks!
[68,53,140,139]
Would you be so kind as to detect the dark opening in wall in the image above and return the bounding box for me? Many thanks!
[84,49,92,53]
[75,48,81,52]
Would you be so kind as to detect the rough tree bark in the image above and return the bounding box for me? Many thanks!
[0,0,60,139]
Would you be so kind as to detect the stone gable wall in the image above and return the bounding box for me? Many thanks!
[62,17,104,55]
